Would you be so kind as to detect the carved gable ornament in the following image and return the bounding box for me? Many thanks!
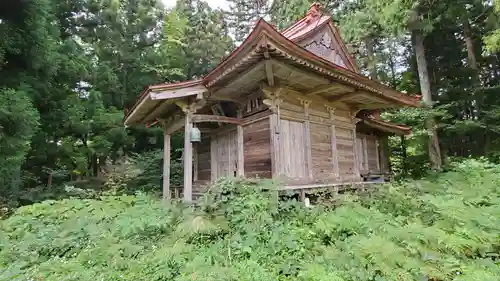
[302,27,347,68]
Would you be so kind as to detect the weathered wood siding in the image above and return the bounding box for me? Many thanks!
[243,118,272,178]
[356,133,381,174]
[337,127,356,177]
[277,94,357,182]
[196,137,211,181]
[310,123,332,181]
[213,130,238,178]
[366,135,379,172]
[279,119,307,180]
[378,135,390,174]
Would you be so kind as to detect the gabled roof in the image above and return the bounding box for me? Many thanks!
[124,7,421,126]
[280,2,358,72]
[202,19,419,106]
[281,3,331,41]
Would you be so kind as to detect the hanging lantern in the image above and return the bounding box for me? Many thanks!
[190,127,201,142]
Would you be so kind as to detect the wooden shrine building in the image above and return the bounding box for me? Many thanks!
[124,3,420,202]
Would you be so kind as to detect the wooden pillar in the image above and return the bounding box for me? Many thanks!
[362,136,369,172]
[264,87,283,178]
[162,132,171,200]
[326,106,339,178]
[352,118,361,180]
[210,137,217,182]
[270,113,280,177]
[183,113,193,202]
[193,143,198,181]
[375,138,381,172]
[237,109,244,177]
[300,98,313,181]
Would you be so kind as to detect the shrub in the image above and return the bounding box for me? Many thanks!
[1,162,500,280]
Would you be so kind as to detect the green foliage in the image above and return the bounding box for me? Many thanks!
[0,88,40,182]
[2,162,500,280]
[104,149,183,194]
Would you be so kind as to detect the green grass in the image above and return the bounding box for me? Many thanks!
[1,159,500,281]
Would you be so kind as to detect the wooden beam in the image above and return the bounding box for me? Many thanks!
[300,98,313,180]
[270,114,280,177]
[183,113,193,202]
[305,84,354,96]
[162,131,171,200]
[210,137,217,182]
[328,91,360,103]
[362,136,368,172]
[375,138,381,172]
[193,143,198,181]
[124,92,152,126]
[237,109,244,177]
[192,114,243,125]
[165,116,185,135]
[141,99,173,124]
[265,60,275,87]
[272,59,328,85]
[150,84,207,100]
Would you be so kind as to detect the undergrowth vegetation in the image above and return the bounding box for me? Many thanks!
[1,159,500,281]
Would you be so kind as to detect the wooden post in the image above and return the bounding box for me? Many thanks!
[375,138,381,172]
[162,132,171,200]
[270,114,280,177]
[352,118,361,180]
[362,136,368,172]
[299,189,306,202]
[183,112,193,202]
[326,105,339,178]
[193,143,198,181]
[264,87,283,178]
[300,98,313,181]
[210,137,217,182]
[237,109,244,177]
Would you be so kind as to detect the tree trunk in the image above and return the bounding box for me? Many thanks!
[463,19,488,156]
[413,29,442,170]
[463,20,478,70]
[364,36,377,80]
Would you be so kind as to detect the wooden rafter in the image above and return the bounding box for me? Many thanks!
[192,114,243,125]
[328,91,360,103]
[305,83,354,95]
[150,84,207,100]
[164,116,186,135]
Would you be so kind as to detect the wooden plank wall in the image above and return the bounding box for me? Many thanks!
[366,135,379,172]
[196,137,211,181]
[279,119,307,180]
[243,118,272,178]
[214,130,238,178]
[310,123,333,181]
[193,137,211,199]
[278,92,357,182]
[336,127,356,178]
[356,133,382,174]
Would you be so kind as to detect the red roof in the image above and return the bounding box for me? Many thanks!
[281,3,331,41]
[280,2,359,72]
